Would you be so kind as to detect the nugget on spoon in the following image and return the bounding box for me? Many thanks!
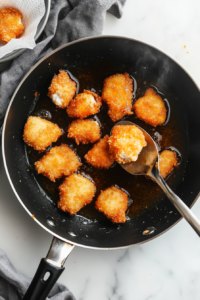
[108,125,147,164]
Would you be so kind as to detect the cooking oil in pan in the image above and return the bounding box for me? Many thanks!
[26,64,187,221]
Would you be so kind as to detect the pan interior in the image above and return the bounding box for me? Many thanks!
[26,60,187,221]
[3,37,200,248]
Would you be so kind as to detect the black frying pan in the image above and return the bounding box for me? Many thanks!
[2,36,200,300]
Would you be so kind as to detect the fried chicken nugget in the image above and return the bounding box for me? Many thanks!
[102,73,133,122]
[48,70,77,108]
[35,144,82,182]
[108,125,147,164]
[84,135,114,169]
[0,8,24,43]
[95,186,128,223]
[67,119,101,145]
[23,116,62,151]
[158,149,178,179]
[58,173,96,215]
[133,88,167,127]
[67,90,102,119]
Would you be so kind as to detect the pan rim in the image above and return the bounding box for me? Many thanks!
[2,35,200,250]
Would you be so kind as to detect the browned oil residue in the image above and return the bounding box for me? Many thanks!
[26,63,188,221]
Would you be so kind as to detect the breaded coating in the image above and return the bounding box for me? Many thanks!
[158,149,178,179]
[84,135,114,169]
[133,88,167,127]
[58,173,96,215]
[0,8,24,43]
[67,119,101,145]
[35,144,82,182]
[95,186,128,223]
[48,70,77,108]
[67,90,102,119]
[23,116,62,152]
[108,125,147,164]
[102,73,133,122]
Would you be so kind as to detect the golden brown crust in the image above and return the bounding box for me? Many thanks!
[108,125,147,164]
[95,186,128,223]
[0,8,24,43]
[133,88,167,127]
[67,119,101,145]
[48,70,77,108]
[102,73,133,122]
[58,173,96,215]
[23,116,62,152]
[67,90,102,119]
[35,144,82,182]
[84,135,114,169]
[158,149,178,179]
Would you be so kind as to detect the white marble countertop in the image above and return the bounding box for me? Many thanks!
[1,1,200,299]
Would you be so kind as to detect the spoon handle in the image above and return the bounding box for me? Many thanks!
[151,166,200,236]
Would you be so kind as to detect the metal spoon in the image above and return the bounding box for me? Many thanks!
[113,120,200,236]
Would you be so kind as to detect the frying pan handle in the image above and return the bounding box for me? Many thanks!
[151,166,200,236]
[23,237,75,300]
[23,258,64,300]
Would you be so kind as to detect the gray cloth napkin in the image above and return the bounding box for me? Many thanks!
[0,0,126,128]
[0,0,126,299]
[0,249,75,300]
